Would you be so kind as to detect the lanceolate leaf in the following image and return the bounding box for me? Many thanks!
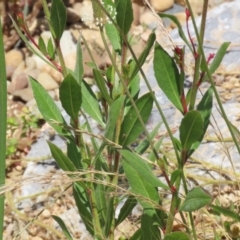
[116,0,133,36]
[189,87,213,156]
[59,74,82,119]
[48,141,76,172]
[81,80,105,127]
[159,13,192,52]
[123,160,160,209]
[73,183,94,235]
[179,187,212,212]
[93,69,112,104]
[50,0,67,40]
[120,93,153,146]
[154,43,183,112]
[38,36,47,55]
[120,150,169,190]
[179,110,203,151]
[203,42,230,80]
[164,232,190,240]
[47,38,55,59]
[105,23,121,52]
[52,215,73,240]
[67,140,82,169]
[115,196,137,227]
[210,204,240,221]
[104,96,125,141]
[141,210,161,240]
[29,77,67,135]
[74,38,84,84]
[130,31,156,81]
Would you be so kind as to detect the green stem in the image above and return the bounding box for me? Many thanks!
[0,18,7,240]
[188,0,208,110]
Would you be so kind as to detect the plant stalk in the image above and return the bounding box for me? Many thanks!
[0,18,7,240]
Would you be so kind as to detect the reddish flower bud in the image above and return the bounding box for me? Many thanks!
[185,8,191,21]
[16,11,25,29]
[174,46,182,56]
[207,53,215,63]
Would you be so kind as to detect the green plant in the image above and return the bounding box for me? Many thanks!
[0,18,7,240]
[4,0,240,239]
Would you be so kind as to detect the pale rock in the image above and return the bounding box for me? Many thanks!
[150,0,174,12]
[65,52,77,71]
[50,68,63,83]
[47,90,56,99]
[12,61,26,79]
[42,209,51,218]
[8,72,29,94]
[5,49,23,73]
[75,1,94,27]
[6,65,16,79]
[31,237,43,240]
[12,88,34,102]
[27,69,41,81]
[37,72,59,90]
[66,7,81,23]
[170,12,186,28]
[33,31,77,69]
[140,10,158,29]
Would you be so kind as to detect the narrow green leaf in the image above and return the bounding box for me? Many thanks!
[50,0,67,40]
[148,137,163,162]
[47,38,55,59]
[159,13,192,52]
[10,15,56,69]
[164,232,190,240]
[104,197,114,236]
[120,150,169,190]
[135,122,161,155]
[95,184,107,224]
[170,169,182,186]
[29,77,67,135]
[123,163,160,209]
[203,42,230,80]
[116,0,133,35]
[120,93,153,146]
[105,96,125,141]
[38,36,47,55]
[128,72,140,100]
[130,31,156,80]
[93,69,112,104]
[189,87,213,155]
[48,141,76,172]
[52,215,73,240]
[73,183,94,235]
[130,229,142,240]
[0,18,7,239]
[179,187,212,212]
[59,74,82,119]
[67,140,82,169]
[179,110,203,151]
[210,204,240,221]
[141,210,161,240]
[153,43,182,112]
[74,39,84,84]
[116,196,137,227]
[81,80,105,127]
[105,23,121,52]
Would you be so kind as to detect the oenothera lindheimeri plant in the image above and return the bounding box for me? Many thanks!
[10,0,240,239]
[0,18,7,240]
